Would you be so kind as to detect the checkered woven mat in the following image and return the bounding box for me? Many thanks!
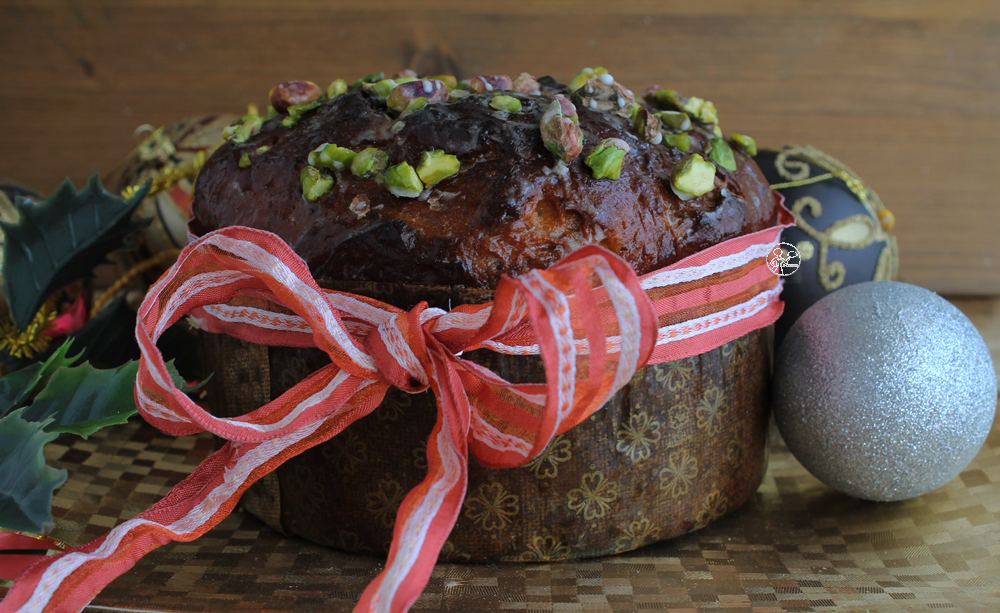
[3,408,998,612]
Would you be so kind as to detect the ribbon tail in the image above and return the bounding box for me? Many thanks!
[0,380,387,613]
[355,347,470,613]
[0,534,68,581]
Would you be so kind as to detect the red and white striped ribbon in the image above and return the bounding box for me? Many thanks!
[0,203,792,613]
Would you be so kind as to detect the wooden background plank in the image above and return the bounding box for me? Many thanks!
[1,0,998,293]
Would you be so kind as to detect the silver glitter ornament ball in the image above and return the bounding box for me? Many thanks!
[773,281,997,501]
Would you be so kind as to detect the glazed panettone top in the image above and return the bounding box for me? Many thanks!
[190,69,778,288]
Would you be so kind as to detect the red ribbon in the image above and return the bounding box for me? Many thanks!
[1,203,792,613]
[0,533,67,582]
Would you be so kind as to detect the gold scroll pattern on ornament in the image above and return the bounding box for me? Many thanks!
[773,145,898,291]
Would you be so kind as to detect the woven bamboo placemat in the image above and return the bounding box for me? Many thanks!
[3,408,999,612]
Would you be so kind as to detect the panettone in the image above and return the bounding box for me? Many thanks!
[191,68,781,562]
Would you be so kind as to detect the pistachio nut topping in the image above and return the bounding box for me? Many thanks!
[239,153,251,168]
[269,80,323,113]
[585,138,630,180]
[553,95,580,124]
[662,132,691,152]
[399,97,428,118]
[448,89,470,101]
[350,147,389,178]
[352,72,385,87]
[540,97,584,163]
[281,100,322,127]
[469,75,513,94]
[255,145,271,154]
[300,166,334,202]
[308,143,356,171]
[363,78,399,100]
[671,154,716,200]
[416,150,460,186]
[707,137,736,172]
[512,72,541,95]
[387,79,448,112]
[222,113,263,144]
[568,66,608,92]
[384,161,424,198]
[656,110,691,131]
[632,108,662,144]
[711,124,723,138]
[428,74,458,89]
[326,78,348,99]
[570,76,637,118]
[489,95,522,112]
[729,133,757,156]
[644,88,719,125]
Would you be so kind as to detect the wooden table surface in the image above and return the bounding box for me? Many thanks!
[1,0,998,294]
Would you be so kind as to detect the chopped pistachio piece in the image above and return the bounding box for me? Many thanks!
[239,153,251,168]
[632,108,662,143]
[568,66,609,92]
[255,145,271,154]
[662,132,691,152]
[350,147,389,177]
[387,80,449,111]
[671,154,716,200]
[694,99,719,125]
[384,161,424,198]
[394,76,419,85]
[647,89,719,125]
[265,106,278,120]
[223,114,263,144]
[490,95,522,112]
[308,143,356,171]
[711,124,723,138]
[269,80,322,112]
[300,166,334,202]
[540,97,584,163]
[399,96,428,117]
[428,74,458,89]
[512,72,541,95]
[326,78,348,99]
[729,133,757,156]
[281,100,322,127]
[469,75,514,94]
[585,138,629,180]
[417,150,460,185]
[649,88,685,111]
[707,137,736,172]
[570,76,636,119]
[656,111,691,131]
[363,78,399,99]
[352,72,385,87]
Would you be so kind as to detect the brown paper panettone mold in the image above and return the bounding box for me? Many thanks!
[201,279,771,563]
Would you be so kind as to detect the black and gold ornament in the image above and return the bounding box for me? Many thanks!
[754,145,898,344]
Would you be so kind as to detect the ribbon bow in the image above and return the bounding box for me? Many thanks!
[2,204,791,613]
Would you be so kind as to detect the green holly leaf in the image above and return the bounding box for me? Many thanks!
[0,412,68,533]
[18,360,139,438]
[0,175,151,330]
[0,341,79,418]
